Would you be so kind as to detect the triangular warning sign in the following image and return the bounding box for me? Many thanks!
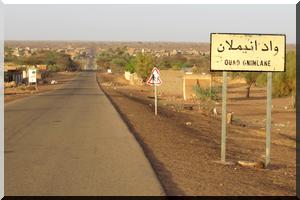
[147,67,162,85]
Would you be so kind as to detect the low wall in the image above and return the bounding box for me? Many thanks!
[157,69,184,97]
[184,74,211,99]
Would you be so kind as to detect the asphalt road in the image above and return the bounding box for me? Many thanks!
[5,72,164,196]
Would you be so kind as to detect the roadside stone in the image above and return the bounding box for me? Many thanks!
[190,139,199,144]
[185,122,192,126]
[227,112,234,124]
[275,123,285,127]
[213,107,218,116]
[237,161,265,169]
[4,81,16,88]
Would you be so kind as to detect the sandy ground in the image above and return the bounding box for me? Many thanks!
[4,72,79,104]
[97,72,296,196]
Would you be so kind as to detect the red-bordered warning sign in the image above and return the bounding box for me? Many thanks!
[146,67,162,86]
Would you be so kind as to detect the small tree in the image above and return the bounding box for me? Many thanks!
[157,56,172,69]
[125,57,136,73]
[231,72,260,98]
[96,47,130,72]
[244,72,260,98]
[111,57,128,71]
[96,50,115,69]
[135,53,155,81]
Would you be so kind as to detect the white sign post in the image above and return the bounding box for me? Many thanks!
[210,33,285,167]
[147,67,162,115]
[28,68,38,90]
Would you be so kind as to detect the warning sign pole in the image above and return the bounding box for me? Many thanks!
[154,83,157,115]
[147,67,162,116]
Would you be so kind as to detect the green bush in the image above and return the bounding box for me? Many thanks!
[96,47,131,72]
[157,57,172,69]
[135,53,155,81]
[124,57,136,73]
[194,83,219,101]
[48,64,59,72]
[243,50,295,102]
[272,50,296,98]
[189,55,210,73]
[256,73,267,87]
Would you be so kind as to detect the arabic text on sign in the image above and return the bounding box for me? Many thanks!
[217,40,279,56]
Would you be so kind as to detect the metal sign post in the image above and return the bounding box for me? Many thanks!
[210,73,212,99]
[183,75,186,101]
[147,67,162,116]
[265,72,272,167]
[221,71,227,162]
[154,83,157,115]
[210,33,285,166]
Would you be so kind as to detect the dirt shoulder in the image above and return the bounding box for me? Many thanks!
[4,72,79,104]
[97,72,295,196]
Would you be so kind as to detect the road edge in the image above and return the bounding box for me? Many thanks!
[96,74,185,196]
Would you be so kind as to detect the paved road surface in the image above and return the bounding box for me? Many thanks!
[5,72,164,196]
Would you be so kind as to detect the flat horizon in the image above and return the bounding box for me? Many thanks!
[4,40,296,46]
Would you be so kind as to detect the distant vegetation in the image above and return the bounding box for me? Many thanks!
[156,54,210,73]
[96,47,296,102]
[4,47,80,72]
[255,50,296,102]
[96,47,210,78]
[194,83,219,101]
[96,47,131,73]
[231,50,296,105]
[6,43,295,103]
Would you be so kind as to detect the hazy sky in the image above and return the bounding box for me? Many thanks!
[4,4,296,43]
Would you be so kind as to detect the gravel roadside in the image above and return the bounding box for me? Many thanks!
[96,72,295,196]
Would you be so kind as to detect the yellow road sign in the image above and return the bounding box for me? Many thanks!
[210,33,285,72]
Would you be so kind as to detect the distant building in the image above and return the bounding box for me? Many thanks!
[187,49,200,56]
[37,65,47,71]
[12,49,20,57]
[127,47,136,56]
[182,67,193,75]
[170,49,178,56]
[4,66,24,85]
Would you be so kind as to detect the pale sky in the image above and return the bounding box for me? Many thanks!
[4,4,296,43]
